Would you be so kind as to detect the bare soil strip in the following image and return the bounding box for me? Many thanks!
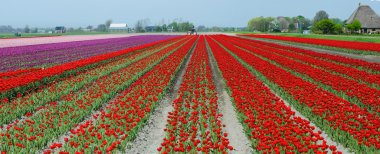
[206,40,253,154]
[240,36,380,63]
[124,40,197,154]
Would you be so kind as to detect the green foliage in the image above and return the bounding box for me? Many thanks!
[312,19,336,34]
[247,17,274,32]
[334,24,343,34]
[168,21,194,32]
[154,26,162,32]
[331,18,343,24]
[247,15,313,33]
[295,15,312,31]
[177,21,194,32]
[162,24,167,31]
[288,23,296,31]
[168,22,178,31]
[347,19,362,33]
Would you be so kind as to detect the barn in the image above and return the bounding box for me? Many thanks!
[347,4,380,34]
[109,23,130,32]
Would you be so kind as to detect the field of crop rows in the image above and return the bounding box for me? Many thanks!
[0,34,379,153]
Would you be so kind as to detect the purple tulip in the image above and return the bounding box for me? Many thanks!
[0,35,177,72]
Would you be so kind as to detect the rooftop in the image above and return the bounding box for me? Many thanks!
[347,4,380,28]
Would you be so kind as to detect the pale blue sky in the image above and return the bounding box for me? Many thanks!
[1,0,380,28]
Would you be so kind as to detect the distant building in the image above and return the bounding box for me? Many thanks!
[167,26,174,32]
[55,26,66,33]
[347,4,380,34]
[109,23,130,32]
[303,30,311,34]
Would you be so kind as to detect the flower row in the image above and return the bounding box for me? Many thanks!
[0,36,194,153]
[0,37,187,128]
[0,36,178,101]
[225,36,380,114]
[243,34,380,53]
[231,36,380,86]
[207,36,339,153]
[49,36,197,153]
[159,36,232,153]
[0,35,176,72]
[212,35,380,153]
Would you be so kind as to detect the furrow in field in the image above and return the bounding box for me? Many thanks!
[124,36,196,153]
[205,38,253,153]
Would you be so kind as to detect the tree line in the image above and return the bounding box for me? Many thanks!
[134,19,195,33]
[247,10,362,34]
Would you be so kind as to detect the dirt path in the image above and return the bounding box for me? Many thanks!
[124,41,196,154]
[240,36,380,63]
[206,40,253,154]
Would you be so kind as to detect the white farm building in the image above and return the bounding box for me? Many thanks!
[109,23,130,32]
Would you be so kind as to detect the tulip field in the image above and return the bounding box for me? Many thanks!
[243,34,380,55]
[0,34,379,153]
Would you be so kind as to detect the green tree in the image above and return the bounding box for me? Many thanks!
[247,17,274,32]
[288,23,296,31]
[313,19,335,34]
[168,21,193,32]
[168,22,178,32]
[331,18,343,24]
[162,24,167,32]
[154,25,162,32]
[347,19,361,33]
[178,22,193,32]
[334,24,343,34]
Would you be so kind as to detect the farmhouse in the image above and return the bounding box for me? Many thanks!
[347,4,380,34]
[109,23,130,32]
